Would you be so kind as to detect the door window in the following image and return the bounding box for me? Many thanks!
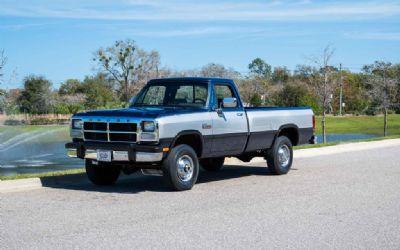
[214,84,237,108]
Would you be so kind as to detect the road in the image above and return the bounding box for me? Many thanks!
[1,142,400,249]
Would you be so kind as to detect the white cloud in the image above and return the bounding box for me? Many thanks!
[0,0,399,21]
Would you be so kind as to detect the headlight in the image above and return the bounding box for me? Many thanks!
[72,119,83,129]
[142,121,155,132]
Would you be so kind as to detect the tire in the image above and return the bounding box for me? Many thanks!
[163,144,199,191]
[85,160,121,186]
[266,136,293,175]
[200,157,225,171]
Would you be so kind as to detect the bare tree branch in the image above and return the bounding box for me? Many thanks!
[0,49,7,85]
[93,40,160,102]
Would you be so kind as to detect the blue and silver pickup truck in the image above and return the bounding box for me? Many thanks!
[66,77,315,190]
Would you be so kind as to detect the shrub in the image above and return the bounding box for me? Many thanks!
[4,119,26,126]
[249,94,262,107]
[29,118,69,125]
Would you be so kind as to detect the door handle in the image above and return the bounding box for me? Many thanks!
[237,113,243,116]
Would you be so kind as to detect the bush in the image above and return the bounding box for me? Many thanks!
[249,94,262,107]
[4,119,26,126]
[29,118,69,125]
[54,103,84,114]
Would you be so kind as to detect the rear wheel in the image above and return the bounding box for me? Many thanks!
[266,136,293,175]
[85,160,121,186]
[200,157,225,171]
[163,144,199,191]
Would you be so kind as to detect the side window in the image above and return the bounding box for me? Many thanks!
[214,84,237,108]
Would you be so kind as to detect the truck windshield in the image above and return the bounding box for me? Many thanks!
[132,83,208,108]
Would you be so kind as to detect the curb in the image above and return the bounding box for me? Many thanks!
[0,173,88,194]
[0,178,43,193]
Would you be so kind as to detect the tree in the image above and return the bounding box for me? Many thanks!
[59,79,84,95]
[273,80,319,110]
[310,46,336,143]
[93,39,160,102]
[272,66,290,84]
[248,58,271,79]
[363,61,399,136]
[0,50,7,95]
[82,74,117,110]
[200,63,240,78]
[249,93,262,107]
[0,49,6,84]
[18,76,53,114]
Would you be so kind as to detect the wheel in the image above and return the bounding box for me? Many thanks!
[163,144,199,191]
[266,136,293,175]
[85,160,121,186]
[200,157,224,171]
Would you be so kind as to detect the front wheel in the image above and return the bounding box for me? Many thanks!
[266,136,293,175]
[163,144,199,191]
[85,160,121,186]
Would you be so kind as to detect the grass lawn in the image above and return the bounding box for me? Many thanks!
[315,114,400,135]
[0,168,85,181]
[0,125,69,142]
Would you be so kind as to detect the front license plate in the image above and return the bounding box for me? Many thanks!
[97,150,112,162]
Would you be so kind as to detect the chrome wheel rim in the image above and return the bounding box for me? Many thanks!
[176,155,194,182]
[277,144,290,168]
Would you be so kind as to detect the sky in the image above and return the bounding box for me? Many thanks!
[0,0,399,89]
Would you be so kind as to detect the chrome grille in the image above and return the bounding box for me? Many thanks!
[83,121,138,142]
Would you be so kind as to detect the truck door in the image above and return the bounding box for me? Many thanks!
[210,83,248,156]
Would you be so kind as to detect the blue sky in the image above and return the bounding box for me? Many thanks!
[0,0,400,88]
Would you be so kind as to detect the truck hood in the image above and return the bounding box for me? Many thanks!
[74,107,207,119]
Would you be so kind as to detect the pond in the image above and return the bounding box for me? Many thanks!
[315,133,378,144]
[0,126,83,176]
[0,126,379,176]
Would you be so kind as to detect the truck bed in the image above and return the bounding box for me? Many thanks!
[244,106,314,152]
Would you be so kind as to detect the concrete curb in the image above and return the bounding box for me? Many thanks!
[1,139,400,193]
[0,173,88,194]
[0,178,43,193]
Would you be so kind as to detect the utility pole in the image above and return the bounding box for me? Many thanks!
[339,63,343,116]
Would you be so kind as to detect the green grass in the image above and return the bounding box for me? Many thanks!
[0,168,85,181]
[0,124,67,133]
[0,125,69,143]
[315,114,400,135]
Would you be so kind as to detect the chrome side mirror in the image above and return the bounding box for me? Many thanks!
[222,97,237,108]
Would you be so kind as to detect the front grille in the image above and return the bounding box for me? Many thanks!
[109,133,137,142]
[109,123,137,132]
[83,121,138,143]
[84,122,107,131]
[84,132,108,141]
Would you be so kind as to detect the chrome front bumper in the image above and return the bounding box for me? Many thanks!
[66,141,165,163]
[67,148,163,162]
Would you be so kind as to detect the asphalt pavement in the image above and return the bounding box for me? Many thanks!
[1,142,400,249]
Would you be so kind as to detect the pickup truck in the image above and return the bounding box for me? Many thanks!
[66,77,315,190]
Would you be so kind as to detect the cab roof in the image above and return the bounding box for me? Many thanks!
[148,77,234,84]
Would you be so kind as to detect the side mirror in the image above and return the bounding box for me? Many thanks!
[222,97,237,108]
